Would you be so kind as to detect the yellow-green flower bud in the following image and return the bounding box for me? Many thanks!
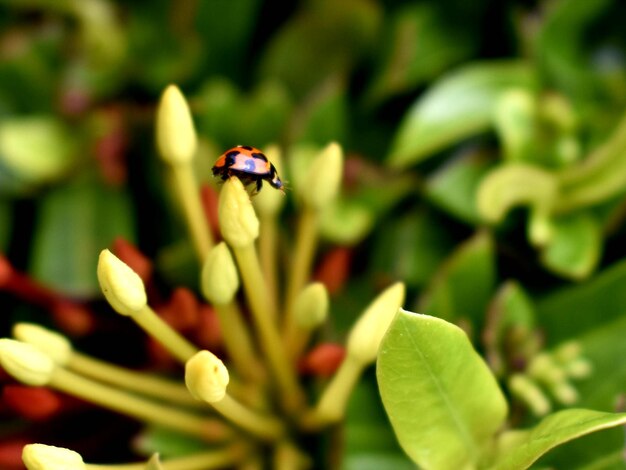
[346,283,406,365]
[97,249,147,316]
[156,85,197,166]
[294,282,329,329]
[185,350,229,403]
[0,339,55,386]
[508,373,551,416]
[299,142,343,210]
[218,177,259,247]
[253,144,286,217]
[201,242,239,305]
[22,444,85,470]
[12,323,71,366]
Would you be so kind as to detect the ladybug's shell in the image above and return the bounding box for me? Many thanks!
[212,145,284,191]
[213,146,272,176]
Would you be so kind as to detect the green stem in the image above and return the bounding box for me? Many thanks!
[283,208,319,354]
[259,213,280,319]
[172,164,213,261]
[68,351,202,408]
[50,367,231,441]
[132,305,198,364]
[233,244,304,412]
[214,302,264,383]
[213,393,284,441]
[86,444,249,470]
[301,355,363,430]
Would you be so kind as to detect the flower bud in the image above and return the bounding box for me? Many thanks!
[185,350,229,403]
[12,323,72,366]
[97,249,147,316]
[346,283,405,365]
[201,242,240,305]
[299,142,343,210]
[508,373,551,416]
[218,177,259,247]
[294,282,329,329]
[22,444,85,470]
[156,85,197,165]
[0,339,55,386]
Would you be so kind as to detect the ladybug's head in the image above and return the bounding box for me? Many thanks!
[269,174,284,191]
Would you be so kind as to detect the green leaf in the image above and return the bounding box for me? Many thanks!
[289,76,348,146]
[371,210,455,288]
[377,309,508,470]
[0,116,79,192]
[364,3,477,106]
[258,0,380,98]
[424,148,495,224]
[30,175,135,297]
[418,231,495,328]
[476,163,557,224]
[536,258,626,344]
[341,373,414,470]
[387,61,537,168]
[134,426,208,458]
[540,212,601,280]
[319,197,373,245]
[492,409,626,470]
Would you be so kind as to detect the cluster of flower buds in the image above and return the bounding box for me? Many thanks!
[0,85,406,469]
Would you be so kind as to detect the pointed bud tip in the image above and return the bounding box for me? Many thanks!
[156,84,197,165]
[346,282,405,365]
[97,249,147,316]
[12,323,72,366]
[294,282,329,329]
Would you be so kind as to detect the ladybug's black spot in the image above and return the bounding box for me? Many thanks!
[243,159,257,171]
[240,145,253,151]
[225,151,239,166]
[251,152,268,162]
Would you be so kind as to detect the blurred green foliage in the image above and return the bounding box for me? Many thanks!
[3,0,626,467]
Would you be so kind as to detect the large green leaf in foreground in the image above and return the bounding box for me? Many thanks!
[377,309,507,469]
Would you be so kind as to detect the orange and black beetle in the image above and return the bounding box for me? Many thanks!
[212,145,284,193]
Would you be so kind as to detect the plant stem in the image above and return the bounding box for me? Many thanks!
[172,164,213,261]
[214,302,264,383]
[233,244,304,412]
[50,367,231,441]
[300,355,363,430]
[213,393,284,441]
[68,351,202,407]
[132,305,198,363]
[86,443,250,470]
[259,213,280,319]
[284,208,319,354]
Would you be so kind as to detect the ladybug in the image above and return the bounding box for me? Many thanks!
[212,145,284,193]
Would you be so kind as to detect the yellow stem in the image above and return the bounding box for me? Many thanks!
[172,164,213,261]
[86,443,250,470]
[68,351,202,408]
[233,244,304,412]
[283,208,319,351]
[214,302,264,383]
[132,305,198,364]
[213,393,284,441]
[259,213,280,318]
[300,355,363,430]
[49,367,231,441]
